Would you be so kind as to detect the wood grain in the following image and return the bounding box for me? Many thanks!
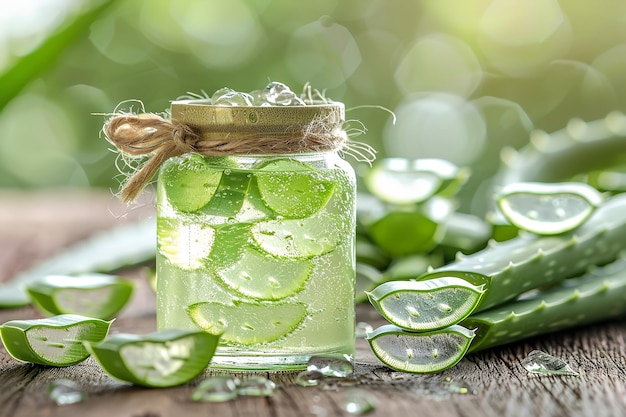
[0,190,624,417]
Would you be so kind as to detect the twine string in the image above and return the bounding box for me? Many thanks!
[103,111,350,203]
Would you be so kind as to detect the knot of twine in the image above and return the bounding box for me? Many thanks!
[103,112,348,203]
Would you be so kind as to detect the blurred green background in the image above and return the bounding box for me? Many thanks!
[2,0,626,215]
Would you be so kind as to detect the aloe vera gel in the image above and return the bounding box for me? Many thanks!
[154,86,357,370]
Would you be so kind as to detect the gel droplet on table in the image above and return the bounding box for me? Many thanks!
[522,350,579,376]
[307,354,354,378]
[48,379,87,405]
[192,376,239,402]
[237,375,276,396]
[295,370,325,387]
[444,378,475,394]
[355,322,373,339]
[340,388,377,415]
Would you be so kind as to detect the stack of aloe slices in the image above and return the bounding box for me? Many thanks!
[366,182,626,373]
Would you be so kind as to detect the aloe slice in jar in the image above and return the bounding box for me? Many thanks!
[157,218,215,270]
[201,168,251,218]
[187,301,307,345]
[216,247,313,300]
[0,314,112,366]
[161,153,222,213]
[254,158,336,218]
[25,274,133,320]
[251,213,343,259]
[86,329,220,388]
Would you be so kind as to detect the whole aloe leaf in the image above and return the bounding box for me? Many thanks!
[463,256,626,352]
[420,193,626,313]
[0,219,155,308]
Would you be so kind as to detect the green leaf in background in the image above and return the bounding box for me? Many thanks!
[0,0,119,113]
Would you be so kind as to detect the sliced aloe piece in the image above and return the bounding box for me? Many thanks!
[497,182,604,235]
[365,158,468,204]
[367,278,485,332]
[0,314,112,366]
[251,213,343,259]
[255,158,336,218]
[157,218,215,270]
[86,329,220,388]
[160,153,222,213]
[25,274,133,320]
[366,324,475,374]
[200,168,251,218]
[187,301,307,345]
[217,248,313,300]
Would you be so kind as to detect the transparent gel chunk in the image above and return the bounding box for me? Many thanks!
[521,350,579,376]
[307,354,354,378]
[355,322,374,339]
[48,379,87,405]
[262,82,305,106]
[192,376,239,402]
[237,375,276,396]
[295,370,325,387]
[120,337,194,383]
[340,389,377,415]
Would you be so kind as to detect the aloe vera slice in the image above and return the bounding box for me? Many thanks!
[216,247,313,300]
[366,324,475,374]
[157,218,215,270]
[200,169,251,218]
[0,219,155,308]
[367,278,485,332]
[25,274,133,320]
[160,153,223,213]
[463,256,626,352]
[86,329,220,388]
[365,158,468,204]
[251,213,343,259]
[187,301,307,345]
[0,314,112,366]
[497,182,603,235]
[255,158,336,219]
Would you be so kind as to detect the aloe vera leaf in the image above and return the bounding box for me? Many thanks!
[420,193,626,313]
[366,324,475,374]
[384,254,440,282]
[0,0,119,113]
[356,239,391,270]
[367,278,485,332]
[439,211,491,254]
[0,219,155,308]
[462,256,626,352]
[497,113,626,186]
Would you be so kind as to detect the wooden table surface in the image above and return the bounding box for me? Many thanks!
[0,190,625,417]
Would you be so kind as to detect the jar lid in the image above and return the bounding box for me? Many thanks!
[170,100,345,141]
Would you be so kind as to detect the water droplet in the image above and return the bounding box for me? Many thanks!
[340,388,377,415]
[522,350,579,376]
[192,376,239,402]
[237,375,276,396]
[307,354,354,377]
[355,322,373,339]
[295,370,325,387]
[48,379,87,405]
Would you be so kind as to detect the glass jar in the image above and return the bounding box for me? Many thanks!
[155,101,356,370]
